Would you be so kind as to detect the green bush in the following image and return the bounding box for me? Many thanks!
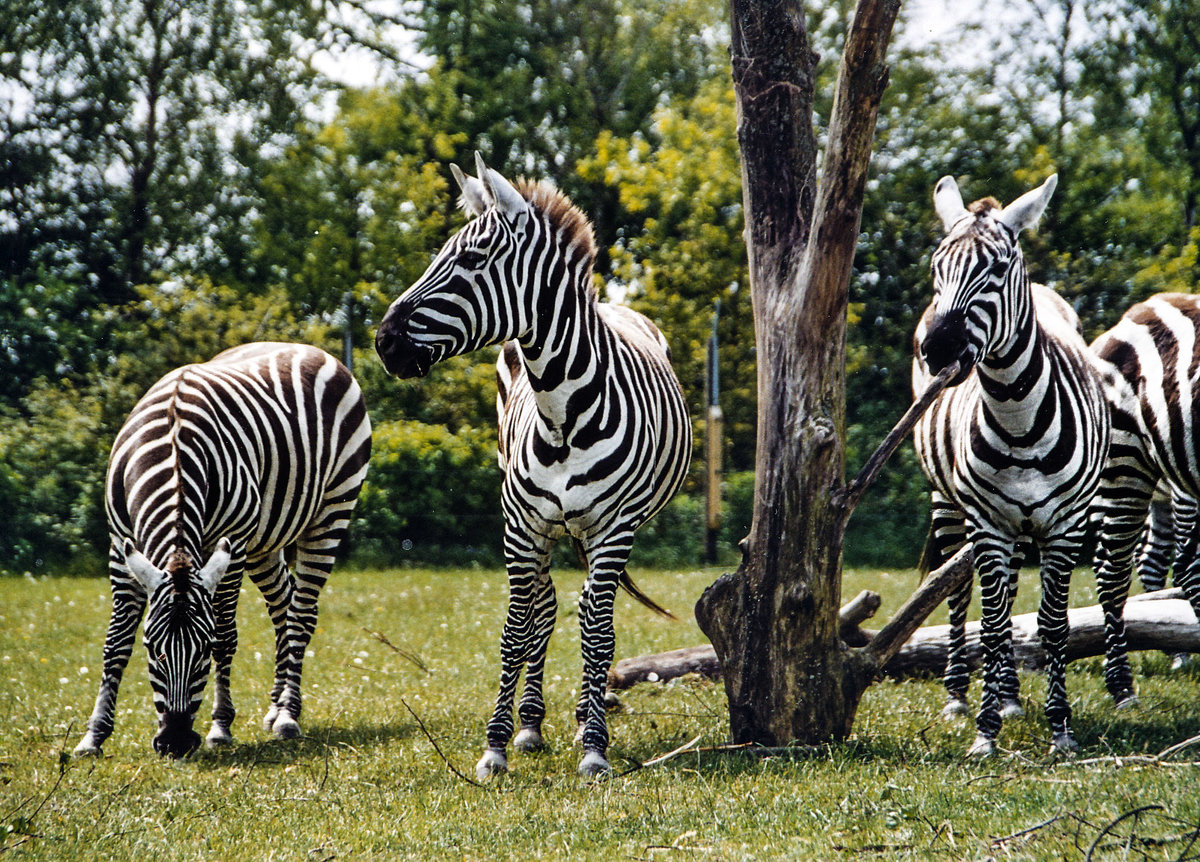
[352,419,505,566]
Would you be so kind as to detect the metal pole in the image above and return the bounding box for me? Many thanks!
[342,290,354,375]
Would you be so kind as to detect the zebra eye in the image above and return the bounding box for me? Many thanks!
[457,250,488,269]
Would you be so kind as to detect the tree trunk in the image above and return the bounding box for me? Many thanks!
[694,0,917,747]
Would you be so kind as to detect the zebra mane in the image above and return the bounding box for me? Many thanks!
[968,197,1002,215]
[513,179,598,275]
[165,549,195,595]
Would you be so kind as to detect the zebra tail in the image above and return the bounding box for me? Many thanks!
[570,538,676,620]
[917,527,937,579]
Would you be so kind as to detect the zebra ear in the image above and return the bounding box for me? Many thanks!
[998,173,1058,233]
[451,163,489,217]
[196,538,232,597]
[933,175,968,231]
[123,538,165,593]
[474,152,527,218]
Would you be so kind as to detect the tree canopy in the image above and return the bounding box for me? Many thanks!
[3,0,1198,573]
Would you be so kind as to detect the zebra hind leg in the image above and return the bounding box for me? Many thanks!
[247,552,294,733]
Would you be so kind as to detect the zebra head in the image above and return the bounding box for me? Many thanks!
[920,173,1058,382]
[376,154,536,379]
[124,537,231,757]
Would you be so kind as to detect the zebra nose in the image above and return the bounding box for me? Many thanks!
[153,711,201,758]
[375,312,434,379]
[921,310,971,376]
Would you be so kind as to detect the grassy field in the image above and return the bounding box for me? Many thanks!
[3,563,1200,860]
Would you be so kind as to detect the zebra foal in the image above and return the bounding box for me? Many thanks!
[913,173,1110,756]
[375,155,691,779]
[74,343,371,757]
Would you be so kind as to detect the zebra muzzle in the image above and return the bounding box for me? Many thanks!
[375,321,435,379]
[153,711,202,759]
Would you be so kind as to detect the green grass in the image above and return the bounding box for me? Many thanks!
[3,565,1200,860]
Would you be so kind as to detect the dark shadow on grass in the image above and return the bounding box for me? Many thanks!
[189,719,420,771]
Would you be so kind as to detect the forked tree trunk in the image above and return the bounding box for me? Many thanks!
[694,0,911,746]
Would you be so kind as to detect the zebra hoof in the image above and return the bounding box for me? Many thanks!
[966,735,996,758]
[1049,732,1079,755]
[941,699,969,720]
[272,715,301,739]
[999,700,1025,720]
[513,728,546,753]
[1171,653,1192,672]
[578,750,611,779]
[1115,693,1140,711]
[72,736,103,758]
[262,705,279,732]
[475,749,508,781]
[205,726,234,748]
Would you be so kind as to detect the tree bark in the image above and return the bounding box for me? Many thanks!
[694,0,904,746]
[617,589,1200,689]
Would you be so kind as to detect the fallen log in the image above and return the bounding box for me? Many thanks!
[608,587,1200,690]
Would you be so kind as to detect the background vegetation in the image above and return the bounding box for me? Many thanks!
[4,0,1200,574]
[4,565,1200,860]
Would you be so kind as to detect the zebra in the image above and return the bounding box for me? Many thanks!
[913,173,1110,756]
[73,342,371,758]
[374,155,691,779]
[1091,293,1200,692]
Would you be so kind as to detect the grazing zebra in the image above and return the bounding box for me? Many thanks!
[375,155,691,779]
[913,173,1110,756]
[1091,293,1200,691]
[73,343,371,758]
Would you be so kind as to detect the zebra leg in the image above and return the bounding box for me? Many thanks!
[477,525,552,780]
[927,498,971,717]
[1169,494,1198,669]
[999,561,1024,719]
[573,538,631,779]
[1093,491,1151,707]
[205,562,245,747]
[271,534,340,740]
[1038,537,1081,754]
[514,565,557,754]
[967,536,1018,757]
[247,552,293,733]
[74,560,146,756]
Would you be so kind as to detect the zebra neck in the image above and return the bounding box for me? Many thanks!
[977,302,1049,408]
[518,288,613,443]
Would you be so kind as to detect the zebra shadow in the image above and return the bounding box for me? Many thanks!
[189,719,421,771]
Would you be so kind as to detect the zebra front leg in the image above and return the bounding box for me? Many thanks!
[74,571,146,756]
[574,541,629,778]
[513,569,557,754]
[1038,540,1079,754]
[205,563,244,748]
[477,527,550,780]
[968,539,1017,757]
[942,575,972,718]
[999,563,1024,720]
[1093,506,1145,708]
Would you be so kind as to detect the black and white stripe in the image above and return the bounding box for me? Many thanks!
[74,343,371,757]
[1134,481,1197,594]
[1091,293,1200,689]
[375,156,691,779]
[913,174,1110,756]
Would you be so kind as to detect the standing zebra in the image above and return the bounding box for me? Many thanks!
[1091,293,1200,692]
[913,173,1110,756]
[375,155,691,779]
[73,343,371,758]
